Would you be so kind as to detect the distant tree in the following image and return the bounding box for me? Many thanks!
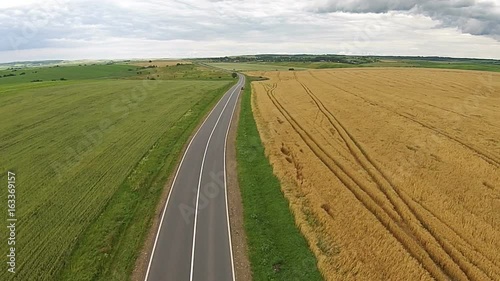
[231,72,237,78]
[289,68,295,71]
[149,60,152,63]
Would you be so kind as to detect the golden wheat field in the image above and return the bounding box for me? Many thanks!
[249,68,500,280]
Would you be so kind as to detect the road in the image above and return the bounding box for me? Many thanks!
[145,74,245,281]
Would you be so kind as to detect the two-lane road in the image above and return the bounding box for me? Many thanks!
[145,74,245,281]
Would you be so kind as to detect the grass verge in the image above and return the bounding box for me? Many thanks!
[236,76,322,281]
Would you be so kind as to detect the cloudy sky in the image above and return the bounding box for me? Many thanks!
[0,0,499,63]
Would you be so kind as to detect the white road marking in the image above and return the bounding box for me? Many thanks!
[189,79,243,281]
[223,74,244,281]
[144,79,242,281]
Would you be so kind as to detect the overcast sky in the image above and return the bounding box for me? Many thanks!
[0,0,499,63]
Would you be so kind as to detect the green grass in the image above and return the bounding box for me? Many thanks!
[0,64,235,280]
[259,61,357,69]
[236,76,322,281]
[395,60,500,72]
[0,64,136,84]
[208,60,500,73]
[206,62,305,72]
[133,63,235,80]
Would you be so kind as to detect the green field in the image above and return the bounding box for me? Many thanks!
[206,57,500,73]
[394,60,500,72]
[206,63,306,72]
[236,77,322,281]
[0,64,235,280]
[0,64,136,84]
[133,63,234,80]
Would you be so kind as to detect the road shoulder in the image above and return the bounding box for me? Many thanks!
[226,87,253,281]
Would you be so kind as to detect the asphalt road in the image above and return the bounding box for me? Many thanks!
[145,74,245,281]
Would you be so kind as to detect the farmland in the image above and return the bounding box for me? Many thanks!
[203,55,500,73]
[207,62,305,72]
[0,63,235,280]
[249,68,500,280]
[132,63,233,81]
[236,77,322,280]
[128,60,192,67]
[0,64,136,84]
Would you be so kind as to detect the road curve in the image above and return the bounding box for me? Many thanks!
[145,74,245,281]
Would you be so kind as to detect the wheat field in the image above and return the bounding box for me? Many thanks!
[249,68,500,280]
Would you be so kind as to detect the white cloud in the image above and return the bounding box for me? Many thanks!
[0,0,41,9]
[0,0,499,62]
[309,0,500,40]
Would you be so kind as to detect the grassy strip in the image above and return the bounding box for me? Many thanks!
[58,82,236,281]
[236,77,322,281]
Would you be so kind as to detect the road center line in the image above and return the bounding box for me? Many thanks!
[189,78,242,281]
[144,78,241,281]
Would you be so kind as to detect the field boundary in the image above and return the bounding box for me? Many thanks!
[235,76,322,280]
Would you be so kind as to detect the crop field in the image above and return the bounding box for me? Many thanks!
[236,77,322,280]
[0,64,136,84]
[206,58,500,73]
[249,68,500,280]
[133,63,234,81]
[0,64,234,280]
[207,62,305,72]
[129,60,192,67]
